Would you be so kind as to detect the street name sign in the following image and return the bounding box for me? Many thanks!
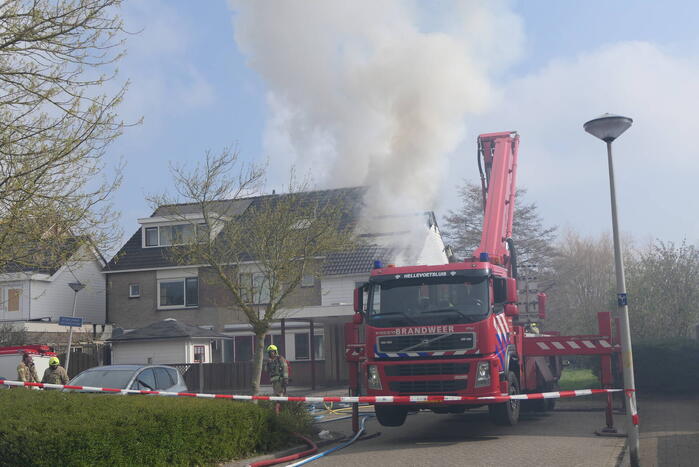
[59,316,83,327]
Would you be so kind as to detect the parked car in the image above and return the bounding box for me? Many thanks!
[68,365,188,393]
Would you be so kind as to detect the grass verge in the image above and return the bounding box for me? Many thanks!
[558,368,601,391]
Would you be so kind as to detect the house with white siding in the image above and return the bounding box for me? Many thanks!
[0,241,106,326]
[104,187,449,384]
[109,318,230,365]
[0,238,108,355]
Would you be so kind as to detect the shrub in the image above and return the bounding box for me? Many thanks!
[632,338,699,394]
[0,391,311,466]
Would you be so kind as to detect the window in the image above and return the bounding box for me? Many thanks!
[7,289,21,312]
[197,223,209,242]
[132,368,156,390]
[301,275,315,287]
[158,277,198,309]
[129,283,140,298]
[295,333,310,360]
[153,367,175,389]
[193,345,205,363]
[313,334,324,360]
[234,336,253,362]
[143,223,205,247]
[239,272,270,304]
[145,227,158,246]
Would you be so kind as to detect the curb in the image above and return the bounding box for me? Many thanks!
[223,432,346,467]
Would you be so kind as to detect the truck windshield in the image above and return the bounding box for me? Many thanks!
[367,276,489,327]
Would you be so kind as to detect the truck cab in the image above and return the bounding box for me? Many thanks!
[350,260,523,426]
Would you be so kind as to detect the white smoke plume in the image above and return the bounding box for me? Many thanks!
[229,1,523,262]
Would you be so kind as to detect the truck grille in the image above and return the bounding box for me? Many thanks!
[385,363,470,377]
[389,380,468,393]
[378,333,475,352]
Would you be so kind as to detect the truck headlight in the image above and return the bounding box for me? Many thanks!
[367,365,382,390]
[475,361,491,388]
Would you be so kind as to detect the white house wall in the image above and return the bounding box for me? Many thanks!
[29,258,106,324]
[0,280,31,322]
[320,274,366,308]
[111,339,187,364]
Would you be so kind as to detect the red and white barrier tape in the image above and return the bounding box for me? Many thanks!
[0,379,623,404]
[625,389,639,425]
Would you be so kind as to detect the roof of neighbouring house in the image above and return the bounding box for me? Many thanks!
[0,236,93,276]
[108,319,230,342]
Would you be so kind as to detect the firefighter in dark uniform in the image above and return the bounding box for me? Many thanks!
[264,344,289,396]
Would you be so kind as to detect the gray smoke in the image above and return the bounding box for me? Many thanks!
[229,1,522,261]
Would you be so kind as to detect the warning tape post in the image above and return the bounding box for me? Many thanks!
[0,379,623,404]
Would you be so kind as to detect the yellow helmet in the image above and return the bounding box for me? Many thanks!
[266,344,278,352]
[49,357,60,366]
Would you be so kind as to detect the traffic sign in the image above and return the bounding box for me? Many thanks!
[59,316,83,327]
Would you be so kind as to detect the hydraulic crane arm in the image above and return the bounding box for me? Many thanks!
[473,131,519,272]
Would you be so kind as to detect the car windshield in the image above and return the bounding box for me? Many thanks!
[70,369,136,389]
[367,276,489,328]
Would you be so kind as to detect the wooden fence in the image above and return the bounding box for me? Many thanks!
[170,360,327,393]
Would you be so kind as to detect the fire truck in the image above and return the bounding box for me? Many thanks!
[0,345,57,386]
[345,131,620,427]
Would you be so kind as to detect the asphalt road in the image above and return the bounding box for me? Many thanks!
[311,400,625,467]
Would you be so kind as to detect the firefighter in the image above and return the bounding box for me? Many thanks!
[42,357,69,386]
[17,352,39,384]
[264,344,289,396]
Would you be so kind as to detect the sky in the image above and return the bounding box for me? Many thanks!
[106,0,699,255]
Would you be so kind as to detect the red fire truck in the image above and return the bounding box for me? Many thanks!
[345,131,620,427]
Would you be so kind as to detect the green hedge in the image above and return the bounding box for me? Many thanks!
[633,338,699,394]
[0,390,310,467]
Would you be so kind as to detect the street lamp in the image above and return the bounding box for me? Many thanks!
[584,113,639,467]
[65,282,86,376]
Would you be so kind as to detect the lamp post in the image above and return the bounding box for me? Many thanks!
[65,282,86,375]
[584,113,639,467]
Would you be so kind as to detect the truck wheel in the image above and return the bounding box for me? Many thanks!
[489,371,521,426]
[375,405,408,427]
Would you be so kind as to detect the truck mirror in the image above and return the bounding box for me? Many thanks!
[493,277,507,303]
[506,278,518,303]
[353,286,364,313]
[504,303,519,317]
[538,293,547,319]
[353,312,364,324]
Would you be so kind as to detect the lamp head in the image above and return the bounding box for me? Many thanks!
[68,282,86,292]
[584,113,633,142]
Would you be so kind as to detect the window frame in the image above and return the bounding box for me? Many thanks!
[157,277,199,310]
[193,345,206,363]
[239,272,271,304]
[128,283,140,298]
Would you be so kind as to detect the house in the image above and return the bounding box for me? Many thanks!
[109,318,231,365]
[0,237,108,349]
[104,187,449,384]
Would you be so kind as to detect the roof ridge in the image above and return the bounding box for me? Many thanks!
[151,185,366,214]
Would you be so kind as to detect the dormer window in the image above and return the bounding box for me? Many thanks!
[142,223,207,248]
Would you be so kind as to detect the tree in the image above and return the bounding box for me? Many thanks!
[0,322,26,346]
[546,231,616,335]
[151,149,356,394]
[443,182,557,267]
[0,0,129,270]
[626,240,699,339]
